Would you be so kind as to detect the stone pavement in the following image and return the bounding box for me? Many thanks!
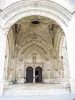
[0,95,75,100]
[2,84,75,100]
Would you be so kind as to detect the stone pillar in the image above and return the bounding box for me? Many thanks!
[33,67,35,83]
[54,58,58,83]
[43,61,50,83]
[0,27,7,95]
[10,58,15,80]
[24,65,26,83]
[65,13,75,93]
[14,56,17,80]
[11,57,16,80]
[62,47,70,87]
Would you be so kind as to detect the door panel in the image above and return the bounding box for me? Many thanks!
[26,67,33,83]
[35,67,42,83]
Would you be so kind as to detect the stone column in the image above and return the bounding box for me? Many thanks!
[11,57,16,81]
[10,58,15,80]
[62,47,70,87]
[13,56,18,84]
[24,65,26,83]
[33,67,35,83]
[65,13,75,93]
[0,27,7,95]
[43,61,50,83]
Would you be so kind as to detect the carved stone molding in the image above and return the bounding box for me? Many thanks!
[0,0,72,30]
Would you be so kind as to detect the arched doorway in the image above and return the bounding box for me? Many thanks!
[26,67,33,83]
[0,0,73,95]
[35,67,42,83]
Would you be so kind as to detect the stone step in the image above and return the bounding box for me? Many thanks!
[4,84,70,95]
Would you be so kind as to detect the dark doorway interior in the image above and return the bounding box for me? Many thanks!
[35,67,42,83]
[26,67,33,83]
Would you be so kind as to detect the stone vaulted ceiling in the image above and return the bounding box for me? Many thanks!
[11,16,63,60]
